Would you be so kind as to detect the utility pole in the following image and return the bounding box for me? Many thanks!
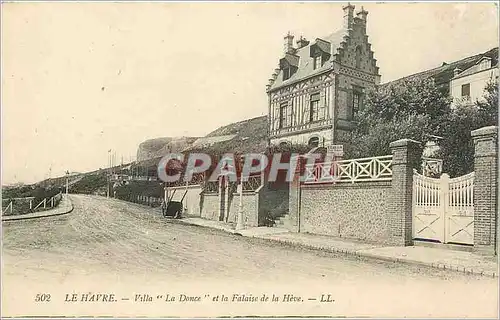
[65,170,70,195]
[107,149,111,198]
[236,155,244,230]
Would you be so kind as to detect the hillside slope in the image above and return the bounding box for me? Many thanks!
[185,115,269,154]
[136,136,199,161]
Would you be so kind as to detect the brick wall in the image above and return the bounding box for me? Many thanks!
[472,126,498,255]
[300,182,393,243]
[389,139,422,245]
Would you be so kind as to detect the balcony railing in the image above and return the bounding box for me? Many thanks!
[270,119,331,137]
[304,155,393,184]
[452,96,474,107]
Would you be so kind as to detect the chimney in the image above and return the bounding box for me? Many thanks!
[355,7,368,33]
[343,3,355,30]
[284,32,295,54]
[356,6,368,23]
[296,36,310,49]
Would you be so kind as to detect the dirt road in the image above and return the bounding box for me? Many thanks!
[2,195,498,318]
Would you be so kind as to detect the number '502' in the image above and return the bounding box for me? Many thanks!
[35,294,51,302]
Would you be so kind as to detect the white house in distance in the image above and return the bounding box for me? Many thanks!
[450,52,499,107]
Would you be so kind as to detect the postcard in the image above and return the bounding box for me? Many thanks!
[2,1,499,318]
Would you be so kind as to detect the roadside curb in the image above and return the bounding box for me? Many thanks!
[2,198,74,222]
[253,236,498,279]
[356,251,497,278]
[175,218,498,278]
[172,218,239,235]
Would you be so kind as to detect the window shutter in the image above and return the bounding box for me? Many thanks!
[288,101,294,127]
[304,95,311,123]
[320,91,326,120]
[273,105,280,130]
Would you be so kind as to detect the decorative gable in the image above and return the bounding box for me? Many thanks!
[267,4,380,92]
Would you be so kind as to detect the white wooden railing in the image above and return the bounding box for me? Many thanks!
[2,193,62,215]
[270,119,331,137]
[2,201,13,214]
[33,193,62,210]
[304,155,393,184]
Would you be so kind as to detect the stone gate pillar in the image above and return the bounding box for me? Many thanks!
[389,139,422,246]
[471,126,498,255]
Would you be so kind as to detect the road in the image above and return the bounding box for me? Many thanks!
[2,195,498,318]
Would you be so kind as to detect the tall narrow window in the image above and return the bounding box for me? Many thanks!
[461,83,471,97]
[279,102,287,129]
[313,55,322,70]
[355,46,362,69]
[352,89,363,118]
[309,93,320,122]
[283,68,291,81]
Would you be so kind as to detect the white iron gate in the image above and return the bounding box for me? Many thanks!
[412,170,474,245]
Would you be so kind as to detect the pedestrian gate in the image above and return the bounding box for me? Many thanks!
[412,170,474,245]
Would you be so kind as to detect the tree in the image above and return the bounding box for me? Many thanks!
[437,79,498,176]
[361,77,452,123]
[346,112,432,158]
[346,77,451,159]
[476,79,498,126]
[346,76,498,177]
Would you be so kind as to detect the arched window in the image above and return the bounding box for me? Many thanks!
[355,46,363,69]
[308,137,320,148]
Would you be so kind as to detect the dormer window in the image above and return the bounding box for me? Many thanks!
[280,54,300,81]
[313,55,322,70]
[310,38,331,70]
[283,67,291,81]
[479,58,492,71]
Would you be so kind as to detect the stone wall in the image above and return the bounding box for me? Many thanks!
[227,192,259,227]
[200,194,220,221]
[196,182,290,228]
[167,185,202,217]
[300,182,393,243]
[288,139,421,246]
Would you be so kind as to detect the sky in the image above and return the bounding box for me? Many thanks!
[1,1,498,185]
